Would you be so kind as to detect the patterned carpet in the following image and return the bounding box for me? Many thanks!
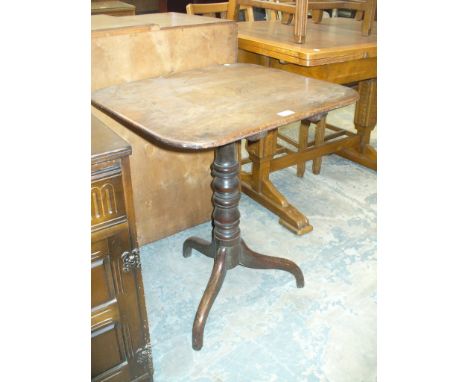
[140,105,377,382]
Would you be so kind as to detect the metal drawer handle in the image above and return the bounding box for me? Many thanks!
[121,248,141,272]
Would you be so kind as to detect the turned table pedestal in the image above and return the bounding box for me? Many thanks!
[92,63,358,350]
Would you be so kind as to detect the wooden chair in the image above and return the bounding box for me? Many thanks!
[233,1,329,174]
[186,2,255,21]
[231,0,307,42]
[307,0,376,35]
[234,1,373,175]
[186,2,325,171]
[186,1,297,25]
[188,1,346,175]
[187,1,328,174]
[293,0,375,175]
[246,0,297,22]
[238,0,376,36]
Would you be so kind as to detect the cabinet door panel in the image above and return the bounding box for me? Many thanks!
[92,256,116,307]
[92,232,131,381]
[107,232,152,370]
[92,228,151,381]
[91,323,129,380]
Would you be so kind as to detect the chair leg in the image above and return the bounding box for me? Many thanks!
[312,117,326,175]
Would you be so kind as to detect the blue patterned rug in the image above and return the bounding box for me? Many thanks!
[140,106,377,381]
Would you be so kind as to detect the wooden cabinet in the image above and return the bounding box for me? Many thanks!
[91,115,153,382]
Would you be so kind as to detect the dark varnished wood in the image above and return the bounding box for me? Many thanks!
[239,239,304,287]
[183,237,214,259]
[91,63,358,149]
[91,118,153,381]
[183,143,304,350]
[191,247,227,350]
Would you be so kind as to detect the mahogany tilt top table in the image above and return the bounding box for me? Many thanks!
[92,63,358,350]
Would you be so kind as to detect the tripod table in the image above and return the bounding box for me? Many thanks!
[92,63,358,350]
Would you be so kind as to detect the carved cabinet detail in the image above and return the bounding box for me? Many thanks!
[92,116,153,382]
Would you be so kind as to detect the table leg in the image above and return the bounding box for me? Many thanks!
[183,142,304,350]
[241,130,313,235]
[312,117,327,174]
[311,10,324,23]
[296,114,327,177]
[296,120,310,177]
[337,78,377,170]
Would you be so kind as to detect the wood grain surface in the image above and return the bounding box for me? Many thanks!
[92,63,358,149]
[238,18,376,66]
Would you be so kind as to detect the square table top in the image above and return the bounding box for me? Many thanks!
[238,18,377,67]
[91,63,357,149]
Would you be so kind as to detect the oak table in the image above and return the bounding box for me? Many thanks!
[92,63,358,350]
[237,18,377,234]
